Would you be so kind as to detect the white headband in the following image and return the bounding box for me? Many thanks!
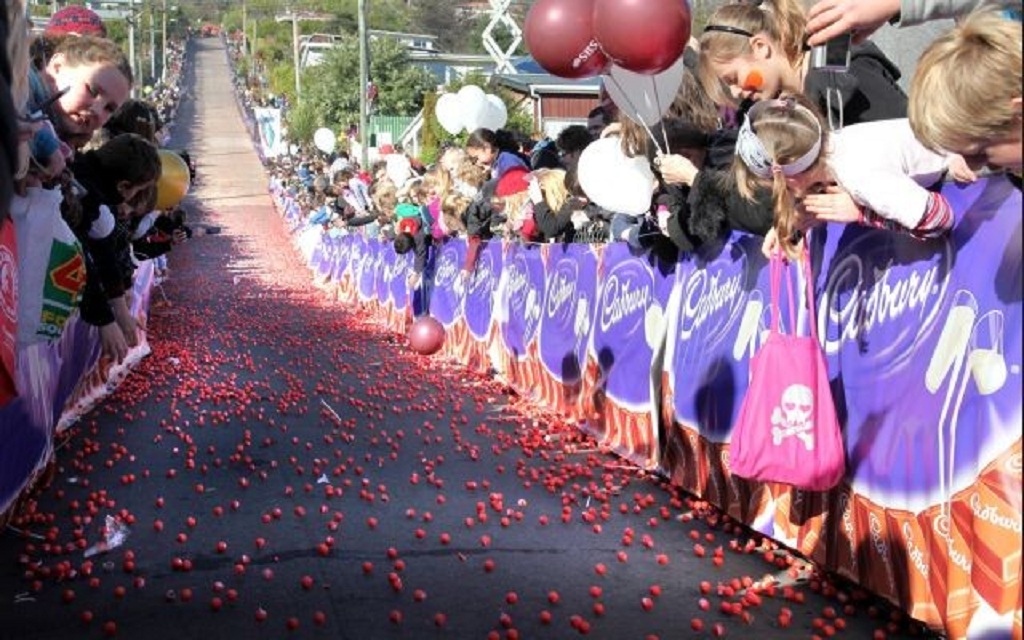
[736,99,823,179]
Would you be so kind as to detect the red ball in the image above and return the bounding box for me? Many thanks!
[409,317,445,356]
[593,0,691,74]
[525,0,609,79]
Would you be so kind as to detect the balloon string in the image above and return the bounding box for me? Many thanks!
[647,75,672,156]
[603,74,665,156]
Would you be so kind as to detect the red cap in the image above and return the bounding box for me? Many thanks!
[45,6,108,38]
[495,167,531,198]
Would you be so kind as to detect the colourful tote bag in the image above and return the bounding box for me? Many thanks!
[729,248,845,491]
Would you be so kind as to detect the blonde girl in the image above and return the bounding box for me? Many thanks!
[733,96,956,259]
[30,35,133,148]
[698,0,906,127]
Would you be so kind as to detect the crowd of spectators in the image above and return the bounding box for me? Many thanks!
[238,1,1020,302]
[0,3,192,376]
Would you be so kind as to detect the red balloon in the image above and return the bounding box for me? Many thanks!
[593,0,691,74]
[409,317,445,356]
[525,0,609,79]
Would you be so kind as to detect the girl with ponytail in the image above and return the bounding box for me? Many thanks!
[698,0,906,127]
[733,95,959,259]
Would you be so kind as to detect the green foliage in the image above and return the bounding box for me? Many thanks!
[419,91,445,165]
[300,36,436,137]
[286,100,318,144]
[269,63,295,100]
[498,88,534,136]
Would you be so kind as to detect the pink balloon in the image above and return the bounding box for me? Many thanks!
[409,316,445,356]
[525,0,609,79]
[593,0,692,75]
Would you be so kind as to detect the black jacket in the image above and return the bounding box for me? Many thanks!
[69,154,127,327]
[658,169,773,254]
[804,41,907,127]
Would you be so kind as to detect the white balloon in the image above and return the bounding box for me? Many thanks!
[479,94,508,131]
[577,137,656,216]
[435,93,464,135]
[456,84,489,132]
[313,127,336,153]
[385,154,412,188]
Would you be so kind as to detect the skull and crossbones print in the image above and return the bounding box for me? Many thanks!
[771,384,815,450]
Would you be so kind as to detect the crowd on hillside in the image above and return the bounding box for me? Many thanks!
[0,3,192,395]
[243,0,1021,295]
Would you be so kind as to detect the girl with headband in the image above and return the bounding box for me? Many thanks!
[733,96,964,258]
[698,0,906,127]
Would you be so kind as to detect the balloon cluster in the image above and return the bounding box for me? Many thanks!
[435,85,509,135]
[525,0,692,79]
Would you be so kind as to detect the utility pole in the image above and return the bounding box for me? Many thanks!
[358,0,369,168]
[128,0,137,96]
[149,2,156,83]
[161,0,167,81]
[292,14,301,98]
[242,1,248,55]
[276,11,302,99]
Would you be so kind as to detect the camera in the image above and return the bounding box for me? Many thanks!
[810,33,852,72]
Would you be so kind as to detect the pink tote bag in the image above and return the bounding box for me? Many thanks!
[729,248,845,491]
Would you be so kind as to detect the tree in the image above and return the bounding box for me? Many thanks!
[301,36,436,133]
[409,0,474,52]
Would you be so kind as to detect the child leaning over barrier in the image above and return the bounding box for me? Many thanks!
[697,0,906,128]
[909,8,1022,174]
[68,133,161,364]
[29,34,133,150]
[733,96,968,259]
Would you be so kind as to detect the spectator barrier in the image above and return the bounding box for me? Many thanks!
[271,175,1022,640]
[0,261,157,520]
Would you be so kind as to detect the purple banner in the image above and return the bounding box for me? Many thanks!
[312,235,333,280]
[331,232,351,282]
[665,234,771,440]
[1,262,154,515]
[355,237,378,302]
[538,244,598,385]
[430,242,465,328]
[814,177,1021,510]
[374,242,390,304]
[464,242,502,341]
[498,244,545,359]
[588,245,675,410]
[385,246,413,311]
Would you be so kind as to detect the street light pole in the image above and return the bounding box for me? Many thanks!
[358,0,369,168]
[149,2,156,82]
[242,1,248,55]
[128,0,137,96]
[161,0,167,81]
[292,13,301,99]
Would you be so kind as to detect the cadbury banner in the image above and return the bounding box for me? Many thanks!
[382,244,413,333]
[493,243,546,397]
[461,241,502,372]
[660,176,1021,640]
[583,243,677,468]
[537,244,599,419]
[272,177,1022,640]
[812,177,1021,639]
[0,261,156,517]
[662,233,773,523]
